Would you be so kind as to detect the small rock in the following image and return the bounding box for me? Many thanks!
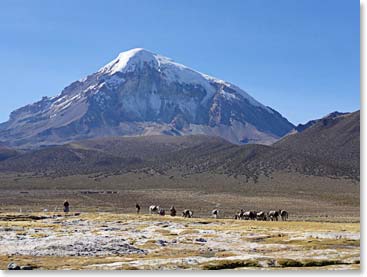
[267,259,276,267]
[7,262,20,270]
[156,239,168,246]
[195,238,207,243]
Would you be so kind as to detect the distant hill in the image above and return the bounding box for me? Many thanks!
[0,146,18,161]
[68,135,226,161]
[0,135,228,175]
[275,110,360,175]
[0,109,360,181]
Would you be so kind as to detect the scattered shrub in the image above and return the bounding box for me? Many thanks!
[200,259,259,270]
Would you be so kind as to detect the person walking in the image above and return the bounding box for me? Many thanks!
[136,203,141,214]
[170,206,176,216]
[63,200,70,213]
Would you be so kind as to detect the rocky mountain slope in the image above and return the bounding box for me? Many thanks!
[0,48,294,147]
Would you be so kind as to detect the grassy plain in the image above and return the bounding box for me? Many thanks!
[0,171,359,221]
[0,212,360,270]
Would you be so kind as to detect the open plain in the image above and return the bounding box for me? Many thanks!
[0,212,360,270]
[0,170,360,270]
[0,169,359,220]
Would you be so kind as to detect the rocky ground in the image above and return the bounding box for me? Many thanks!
[0,212,360,270]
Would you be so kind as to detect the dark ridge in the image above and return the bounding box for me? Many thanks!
[295,111,348,132]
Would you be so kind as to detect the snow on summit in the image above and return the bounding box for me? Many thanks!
[99,48,157,75]
[98,48,268,110]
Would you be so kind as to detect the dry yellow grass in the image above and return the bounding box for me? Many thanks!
[0,212,360,270]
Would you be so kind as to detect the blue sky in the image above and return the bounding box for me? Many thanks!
[0,0,359,124]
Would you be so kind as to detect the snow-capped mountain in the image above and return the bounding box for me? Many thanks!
[0,48,294,147]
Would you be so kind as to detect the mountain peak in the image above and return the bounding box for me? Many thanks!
[295,111,351,133]
[0,49,295,147]
[323,111,348,119]
[121,47,148,53]
[116,47,155,59]
[99,48,158,75]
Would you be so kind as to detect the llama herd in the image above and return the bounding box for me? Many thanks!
[234,209,289,221]
[148,205,194,218]
[147,205,289,221]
